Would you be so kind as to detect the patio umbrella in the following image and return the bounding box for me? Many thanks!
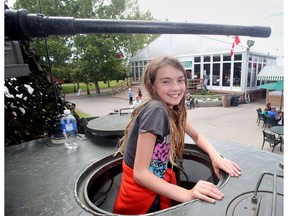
[258,80,284,110]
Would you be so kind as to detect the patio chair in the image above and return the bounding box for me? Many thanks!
[266,116,277,128]
[262,130,283,152]
[262,115,277,129]
[256,108,264,126]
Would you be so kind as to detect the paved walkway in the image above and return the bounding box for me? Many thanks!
[66,92,283,156]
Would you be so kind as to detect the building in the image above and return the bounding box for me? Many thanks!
[129,34,279,101]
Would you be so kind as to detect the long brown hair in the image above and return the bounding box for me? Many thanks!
[116,56,187,165]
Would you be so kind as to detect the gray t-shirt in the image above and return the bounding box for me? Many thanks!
[123,100,170,179]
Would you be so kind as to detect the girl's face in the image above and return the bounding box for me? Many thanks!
[153,65,186,108]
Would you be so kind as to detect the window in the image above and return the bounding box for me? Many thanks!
[204,56,211,62]
[222,63,231,86]
[234,54,242,61]
[204,64,210,85]
[257,64,263,86]
[251,63,257,87]
[194,57,201,63]
[213,55,220,62]
[223,55,231,61]
[247,62,252,87]
[186,70,192,79]
[194,64,200,79]
[212,63,220,86]
[233,62,241,87]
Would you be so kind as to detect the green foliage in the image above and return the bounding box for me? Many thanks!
[12,0,157,85]
[5,0,159,145]
[194,91,216,96]
[76,109,90,118]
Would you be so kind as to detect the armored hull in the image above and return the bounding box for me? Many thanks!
[5,134,283,215]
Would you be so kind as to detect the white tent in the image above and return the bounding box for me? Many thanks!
[130,34,247,61]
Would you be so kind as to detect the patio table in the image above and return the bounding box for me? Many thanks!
[271,126,284,136]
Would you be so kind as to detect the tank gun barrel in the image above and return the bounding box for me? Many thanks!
[5,9,271,41]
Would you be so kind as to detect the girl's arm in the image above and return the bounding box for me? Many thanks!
[133,132,225,203]
[185,121,241,179]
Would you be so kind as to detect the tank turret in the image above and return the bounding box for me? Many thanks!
[5,9,271,41]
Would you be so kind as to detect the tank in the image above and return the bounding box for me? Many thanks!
[4,8,283,216]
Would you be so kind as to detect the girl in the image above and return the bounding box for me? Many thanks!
[113,56,241,215]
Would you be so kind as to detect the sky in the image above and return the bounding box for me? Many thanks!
[138,0,284,57]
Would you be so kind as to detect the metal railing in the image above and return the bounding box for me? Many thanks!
[111,78,131,95]
[187,79,204,93]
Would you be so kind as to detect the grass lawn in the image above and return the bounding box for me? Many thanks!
[62,80,126,117]
[75,109,90,118]
[62,80,125,94]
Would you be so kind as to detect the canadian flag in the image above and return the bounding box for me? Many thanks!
[234,35,240,45]
[230,36,241,57]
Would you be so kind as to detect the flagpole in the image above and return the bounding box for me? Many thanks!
[244,51,249,103]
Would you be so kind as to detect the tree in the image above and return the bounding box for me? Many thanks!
[11,0,158,86]
[4,41,69,145]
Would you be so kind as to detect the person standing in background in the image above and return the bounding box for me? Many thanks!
[128,88,133,105]
[137,88,143,100]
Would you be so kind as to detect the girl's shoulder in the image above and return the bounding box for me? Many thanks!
[146,100,166,109]
[139,100,167,117]
[138,100,169,125]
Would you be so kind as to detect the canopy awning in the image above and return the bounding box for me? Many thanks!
[257,65,284,81]
[257,80,284,91]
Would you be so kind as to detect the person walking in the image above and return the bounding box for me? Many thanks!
[128,88,133,105]
[113,56,241,215]
[185,92,193,109]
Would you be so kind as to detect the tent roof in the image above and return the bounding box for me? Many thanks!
[257,65,284,81]
[130,34,246,61]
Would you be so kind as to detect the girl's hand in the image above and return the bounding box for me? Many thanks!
[211,154,241,179]
[188,180,224,203]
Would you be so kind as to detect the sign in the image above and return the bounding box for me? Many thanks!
[181,61,192,68]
